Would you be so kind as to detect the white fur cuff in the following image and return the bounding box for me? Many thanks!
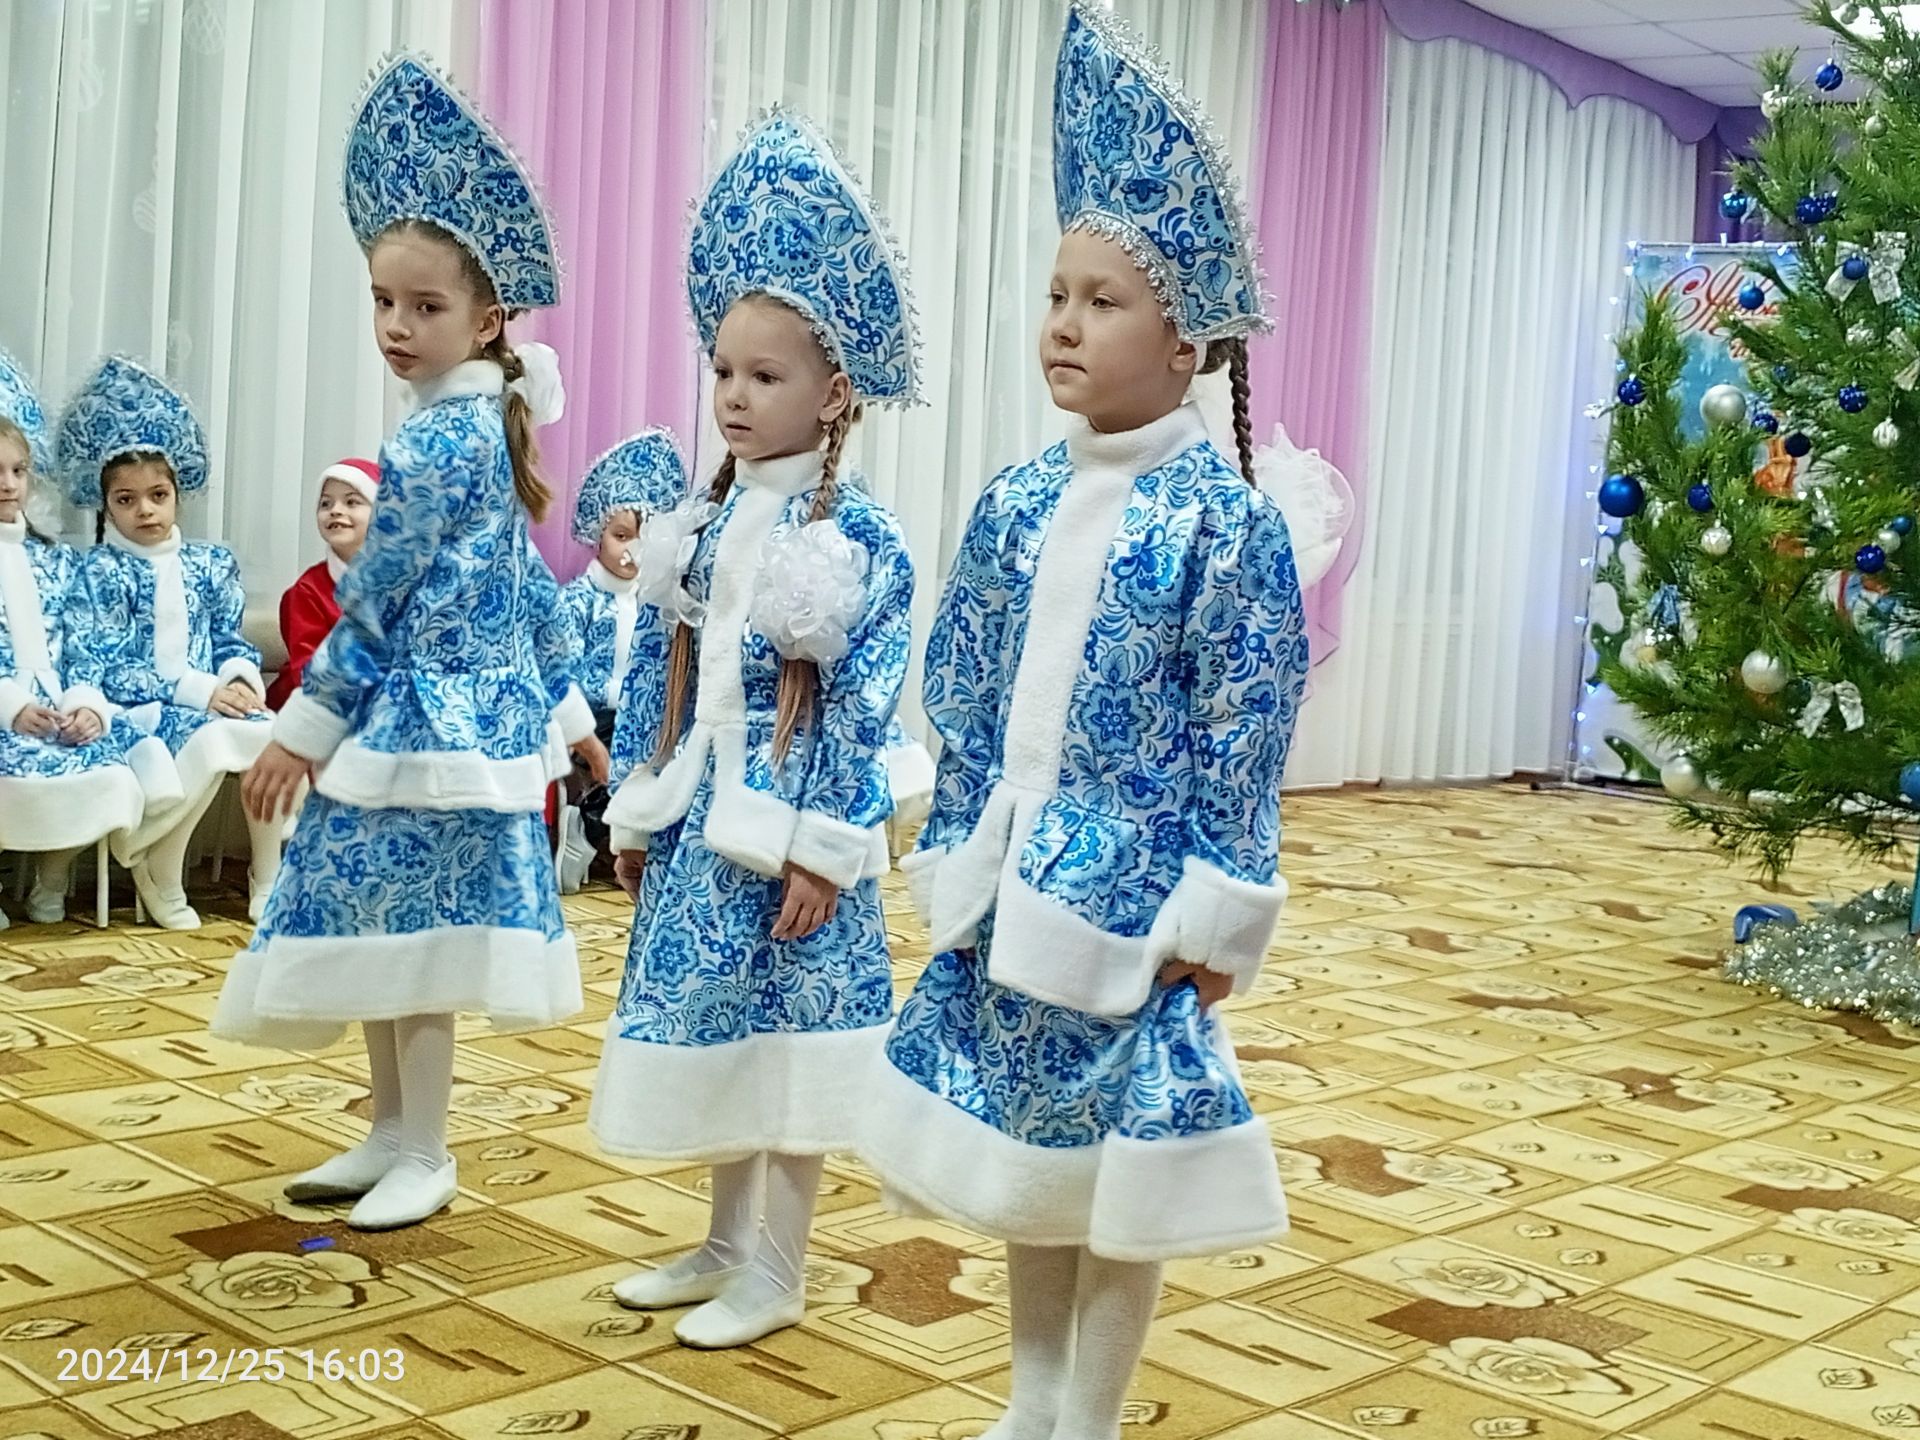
[217,656,267,698]
[553,684,596,746]
[790,809,877,890]
[60,683,116,723]
[172,669,220,712]
[274,690,352,763]
[610,826,651,855]
[1144,857,1288,993]
[898,844,947,934]
[0,677,34,731]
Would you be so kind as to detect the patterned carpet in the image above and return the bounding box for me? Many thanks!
[1,783,1917,1438]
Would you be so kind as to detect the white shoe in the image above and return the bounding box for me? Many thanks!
[673,1286,806,1349]
[248,873,271,924]
[24,885,64,925]
[130,863,201,931]
[347,1155,457,1230]
[0,905,10,932]
[556,806,591,894]
[284,1138,399,1202]
[613,1256,749,1311]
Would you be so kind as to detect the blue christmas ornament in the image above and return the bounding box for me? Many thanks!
[1895,515,1914,536]
[1859,543,1888,573]
[1721,189,1754,220]
[1902,762,1920,804]
[1738,281,1767,310]
[1786,431,1813,457]
[1796,195,1822,224]
[1687,483,1714,513]
[1816,60,1845,92]
[1773,363,1795,384]
[1617,375,1647,406]
[1844,253,1870,282]
[1840,383,1870,412]
[1754,410,1780,434]
[1598,474,1645,518]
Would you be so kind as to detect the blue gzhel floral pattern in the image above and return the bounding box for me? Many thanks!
[0,348,50,474]
[887,435,1307,1149]
[689,110,920,405]
[561,573,669,722]
[571,429,687,545]
[54,357,209,506]
[301,388,573,767]
[342,53,560,310]
[1053,1,1267,340]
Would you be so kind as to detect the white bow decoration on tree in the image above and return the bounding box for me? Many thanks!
[1798,679,1865,737]
[1248,422,1356,588]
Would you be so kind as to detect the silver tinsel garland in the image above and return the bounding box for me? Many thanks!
[1721,882,1920,1022]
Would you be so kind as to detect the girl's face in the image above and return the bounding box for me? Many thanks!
[598,509,640,581]
[369,228,502,383]
[711,296,851,462]
[317,476,372,561]
[0,433,29,524]
[1040,227,1199,434]
[104,458,178,545]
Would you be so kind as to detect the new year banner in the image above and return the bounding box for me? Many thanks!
[1573,242,1801,783]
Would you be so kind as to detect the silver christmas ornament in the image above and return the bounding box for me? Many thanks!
[1851,322,1878,346]
[1701,524,1734,556]
[1866,112,1890,139]
[1881,525,1904,553]
[1742,649,1791,695]
[1660,755,1704,798]
[1700,383,1749,428]
[1876,418,1902,449]
[1893,56,1915,77]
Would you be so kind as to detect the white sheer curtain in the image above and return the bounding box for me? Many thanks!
[704,0,1265,733]
[1285,33,1695,787]
[0,0,467,596]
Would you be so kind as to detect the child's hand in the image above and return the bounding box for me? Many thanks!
[772,862,838,941]
[209,680,263,718]
[243,742,312,823]
[11,704,59,738]
[614,848,647,900]
[1157,960,1233,1010]
[571,734,610,786]
[56,708,104,745]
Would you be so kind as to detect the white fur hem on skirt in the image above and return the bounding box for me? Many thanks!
[589,1018,891,1161]
[0,766,146,850]
[859,1050,1288,1262]
[211,926,582,1052]
[115,717,272,861]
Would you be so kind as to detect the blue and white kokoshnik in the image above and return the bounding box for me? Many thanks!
[1053,0,1269,340]
[0,348,51,475]
[688,108,922,406]
[571,428,688,546]
[54,357,210,507]
[342,51,561,310]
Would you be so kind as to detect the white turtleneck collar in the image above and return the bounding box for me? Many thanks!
[1065,400,1208,480]
[587,559,638,596]
[0,515,25,545]
[736,448,823,498]
[326,551,348,583]
[409,358,505,409]
[0,511,55,697]
[105,523,184,559]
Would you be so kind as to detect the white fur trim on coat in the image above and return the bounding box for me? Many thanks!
[59,683,117,724]
[552,683,596,747]
[1143,857,1288,994]
[0,676,33,731]
[212,926,582,1052]
[216,655,266,699]
[590,1019,891,1160]
[0,765,146,851]
[114,716,272,862]
[172,669,220,712]
[861,1048,1287,1261]
[314,722,571,813]
[274,690,352,762]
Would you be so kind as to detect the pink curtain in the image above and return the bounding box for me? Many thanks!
[475,0,706,577]
[1249,0,1385,664]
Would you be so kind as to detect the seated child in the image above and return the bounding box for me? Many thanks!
[266,458,378,710]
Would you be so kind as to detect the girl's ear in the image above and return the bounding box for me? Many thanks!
[818,371,853,427]
[477,302,504,347]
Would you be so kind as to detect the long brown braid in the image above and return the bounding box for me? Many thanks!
[650,452,739,769]
[1200,338,1256,483]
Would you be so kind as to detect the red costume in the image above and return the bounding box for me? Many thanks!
[267,458,378,711]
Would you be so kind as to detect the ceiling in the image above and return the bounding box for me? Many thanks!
[1461,0,1868,105]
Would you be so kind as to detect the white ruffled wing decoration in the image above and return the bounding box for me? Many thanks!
[509,341,566,427]
[1250,422,1354,588]
[750,520,871,664]
[632,493,717,626]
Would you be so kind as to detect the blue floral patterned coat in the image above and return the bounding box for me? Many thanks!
[902,402,1309,1017]
[560,561,642,717]
[273,360,594,805]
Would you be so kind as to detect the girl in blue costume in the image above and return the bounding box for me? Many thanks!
[554,429,687,891]
[0,349,178,926]
[60,356,276,929]
[592,110,919,1351]
[863,6,1310,1437]
[212,54,606,1233]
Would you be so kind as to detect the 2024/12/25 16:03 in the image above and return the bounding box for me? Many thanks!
[54,1347,405,1384]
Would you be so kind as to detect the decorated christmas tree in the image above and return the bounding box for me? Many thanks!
[1594,2,1920,1010]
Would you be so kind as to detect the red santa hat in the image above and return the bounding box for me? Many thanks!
[318,457,380,503]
